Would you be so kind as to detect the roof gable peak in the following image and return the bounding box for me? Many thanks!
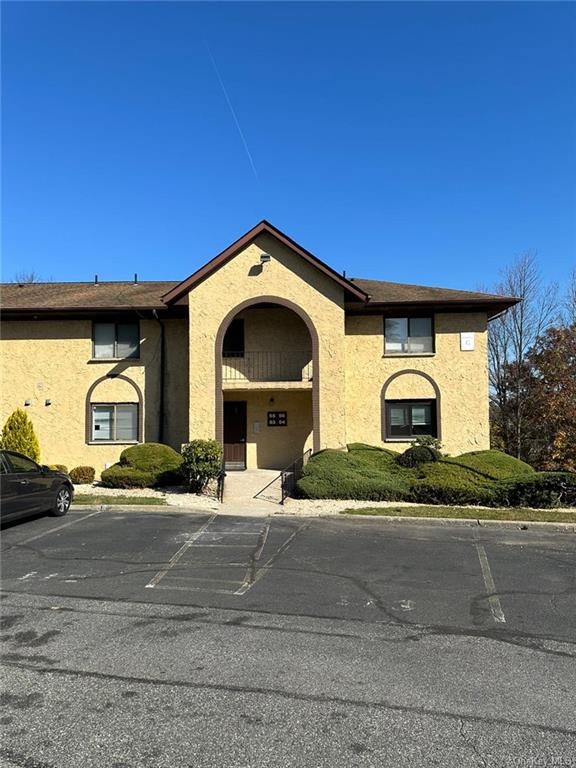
[161,220,368,304]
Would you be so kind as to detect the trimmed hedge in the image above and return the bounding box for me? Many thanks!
[120,443,183,485]
[49,464,69,474]
[100,466,155,489]
[448,450,534,481]
[296,448,412,501]
[296,445,576,509]
[100,442,184,489]
[496,472,576,509]
[70,466,96,484]
[396,446,441,468]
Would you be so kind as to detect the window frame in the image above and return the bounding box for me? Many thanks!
[384,399,437,441]
[383,315,435,356]
[92,321,140,361]
[89,402,140,444]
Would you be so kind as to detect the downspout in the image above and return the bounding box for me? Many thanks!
[152,310,166,444]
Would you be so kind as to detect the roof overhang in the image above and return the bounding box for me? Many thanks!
[161,220,368,305]
[345,297,521,320]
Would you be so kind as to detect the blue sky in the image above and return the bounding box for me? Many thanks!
[2,1,575,291]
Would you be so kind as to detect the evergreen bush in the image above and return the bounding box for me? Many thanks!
[0,408,41,462]
[69,466,96,484]
[181,439,223,492]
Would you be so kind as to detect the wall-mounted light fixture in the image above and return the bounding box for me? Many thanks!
[260,252,272,264]
[24,399,31,406]
[45,399,52,406]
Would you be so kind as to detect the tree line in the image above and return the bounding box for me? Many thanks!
[488,256,575,472]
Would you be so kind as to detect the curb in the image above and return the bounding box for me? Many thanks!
[72,504,214,514]
[320,512,576,533]
[70,504,576,532]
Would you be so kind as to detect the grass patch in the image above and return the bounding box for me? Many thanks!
[73,494,165,506]
[340,506,576,523]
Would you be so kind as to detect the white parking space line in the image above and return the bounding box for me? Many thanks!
[475,543,506,624]
[14,510,103,546]
[235,522,308,596]
[145,513,217,589]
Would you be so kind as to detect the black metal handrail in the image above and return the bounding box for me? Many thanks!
[216,463,226,503]
[280,448,312,504]
[222,351,313,382]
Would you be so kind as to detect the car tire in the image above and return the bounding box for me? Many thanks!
[52,485,72,516]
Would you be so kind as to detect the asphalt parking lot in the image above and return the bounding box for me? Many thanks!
[1,508,576,767]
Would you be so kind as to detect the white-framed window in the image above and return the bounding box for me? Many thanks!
[91,403,139,443]
[93,322,140,359]
[384,317,434,355]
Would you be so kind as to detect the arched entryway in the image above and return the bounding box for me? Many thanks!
[215,296,320,469]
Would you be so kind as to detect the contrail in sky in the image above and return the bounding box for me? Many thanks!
[205,40,258,180]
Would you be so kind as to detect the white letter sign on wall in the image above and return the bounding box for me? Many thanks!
[460,332,475,351]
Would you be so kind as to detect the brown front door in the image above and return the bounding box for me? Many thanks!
[224,401,247,470]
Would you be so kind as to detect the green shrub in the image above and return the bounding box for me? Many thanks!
[409,462,497,506]
[396,445,441,468]
[99,443,184,488]
[1,408,40,462]
[120,443,183,485]
[69,466,96,484]
[297,448,412,501]
[100,466,155,489]
[49,464,69,474]
[449,450,534,481]
[496,472,576,509]
[181,439,222,492]
[413,435,443,452]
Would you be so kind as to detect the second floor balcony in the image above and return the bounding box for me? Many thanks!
[222,350,313,387]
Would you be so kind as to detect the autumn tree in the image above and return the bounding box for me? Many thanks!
[522,324,576,472]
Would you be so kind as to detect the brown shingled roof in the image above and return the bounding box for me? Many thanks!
[351,278,514,305]
[1,281,177,311]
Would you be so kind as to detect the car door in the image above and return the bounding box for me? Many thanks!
[0,452,23,519]
[4,452,48,515]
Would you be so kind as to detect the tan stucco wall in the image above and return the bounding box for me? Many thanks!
[344,312,490,455]
[240,306,311,353]
[0,317,188,474]
[188,232,347,452]
[224,390,313,469]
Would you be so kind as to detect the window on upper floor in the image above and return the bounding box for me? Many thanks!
[384,317,434,355]
[385,400,437,439]
[93,322,140,360]
[223,319,245,358]
[91,403,139,443]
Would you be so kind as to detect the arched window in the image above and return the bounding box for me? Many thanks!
[85,374,144,444]
[381,370,441,441]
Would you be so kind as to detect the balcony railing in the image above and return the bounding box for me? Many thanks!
[222,351,313,382]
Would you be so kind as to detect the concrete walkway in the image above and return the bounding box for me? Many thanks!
[222,468,282,509]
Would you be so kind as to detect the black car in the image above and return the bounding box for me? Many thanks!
[0,450,74,522]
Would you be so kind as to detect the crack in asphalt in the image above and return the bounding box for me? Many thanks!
[2,590,575,660]
[458,719,489,768]
[3,659,575,739]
